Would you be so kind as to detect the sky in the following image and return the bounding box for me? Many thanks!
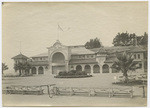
[2,2,148,70]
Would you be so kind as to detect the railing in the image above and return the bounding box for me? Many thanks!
[52,86,134,98]
[4,85,147,99]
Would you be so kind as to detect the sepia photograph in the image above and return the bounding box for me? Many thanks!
[2,1,148,107]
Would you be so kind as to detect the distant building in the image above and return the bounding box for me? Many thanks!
[12,40,147,75]
[12,53,29,64]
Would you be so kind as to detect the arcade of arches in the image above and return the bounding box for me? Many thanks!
[74,64,111,74]
[30,51,118,75]
[31,64,115,75]
[31,66,44,75]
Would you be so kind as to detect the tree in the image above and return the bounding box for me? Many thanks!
[113,32,133,46]
[138,32,148,47]
[24,62,32,75]
[112,51,139,83]
[85,37,102,49]
[2,63,8,74]
[14,62,31,76]
[113,32,148,46]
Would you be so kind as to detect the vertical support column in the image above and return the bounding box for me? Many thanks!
[81,65,85,71]
[36,66,39,75]
[29,69,32,75]
[43,66,45,74]
[65,60,69,72]
[91,64,94,75]
[109,65,112,73]
[49,60,53,75]
[100,65,103,74]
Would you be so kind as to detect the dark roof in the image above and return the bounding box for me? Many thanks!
[29,61,48,66]
[12,53,29,59]
[90,45,146,54]
[71,47,95,55]
[69,58,97,64]
[128,46,146,53]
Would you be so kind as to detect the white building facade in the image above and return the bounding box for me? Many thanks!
[26,40,147,76]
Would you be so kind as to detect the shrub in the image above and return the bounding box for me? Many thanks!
[70,70,76,74]
[81,71,87,75]
[75,71,87,75]
[59,71,67,76]
[68,71,75,76]
[57,70,89,78]
[54,75,92,78]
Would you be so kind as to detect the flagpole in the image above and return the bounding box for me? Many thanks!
[57,24,59,41]
[19,41,22,54]
[57,24,58,41]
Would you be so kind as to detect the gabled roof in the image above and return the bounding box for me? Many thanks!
[31,52,48,58]
[12,53,29,59]
[29,61,48,66]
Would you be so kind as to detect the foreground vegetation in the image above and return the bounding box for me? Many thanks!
[55,70,92,78]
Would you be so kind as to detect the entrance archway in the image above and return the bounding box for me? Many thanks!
[38,66,44,74]
[102,64,109,73]
[32,67,36,74]
[85,65,91,73]
[52,52,65,74]
[52,52,65,63]
[93,65,100,73]
[76,65,82,72]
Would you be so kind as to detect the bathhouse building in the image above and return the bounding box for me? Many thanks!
[12,40,147,75]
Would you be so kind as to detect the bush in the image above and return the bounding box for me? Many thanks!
[68,71,75,76]
[75,71,87,75]
[59,71,67,76]
[56,70,91,78]
[55,75,92,78]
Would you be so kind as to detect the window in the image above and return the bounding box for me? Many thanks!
[138,54,140,59]
[82,55,85,59]
[91,55,93,58]
[87,55,89,58]
[134,54,136,59]
[40,58,42,60]
[139,62,142,68]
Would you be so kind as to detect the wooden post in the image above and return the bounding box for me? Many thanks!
[109,88,111,98]
[142,86,145,98]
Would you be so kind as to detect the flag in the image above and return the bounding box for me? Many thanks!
[58,24,63,31]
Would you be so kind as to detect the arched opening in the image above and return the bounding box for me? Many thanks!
[38,66,44,74]
[102,64,109,73]
[32,67,36,74]
[93,65,100,73]
[52,52,65,63]
[85,65,91,73]
[76,65,82,72]
[112,64,118,73]
[52,52,66,74]
[25,69,29,75]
